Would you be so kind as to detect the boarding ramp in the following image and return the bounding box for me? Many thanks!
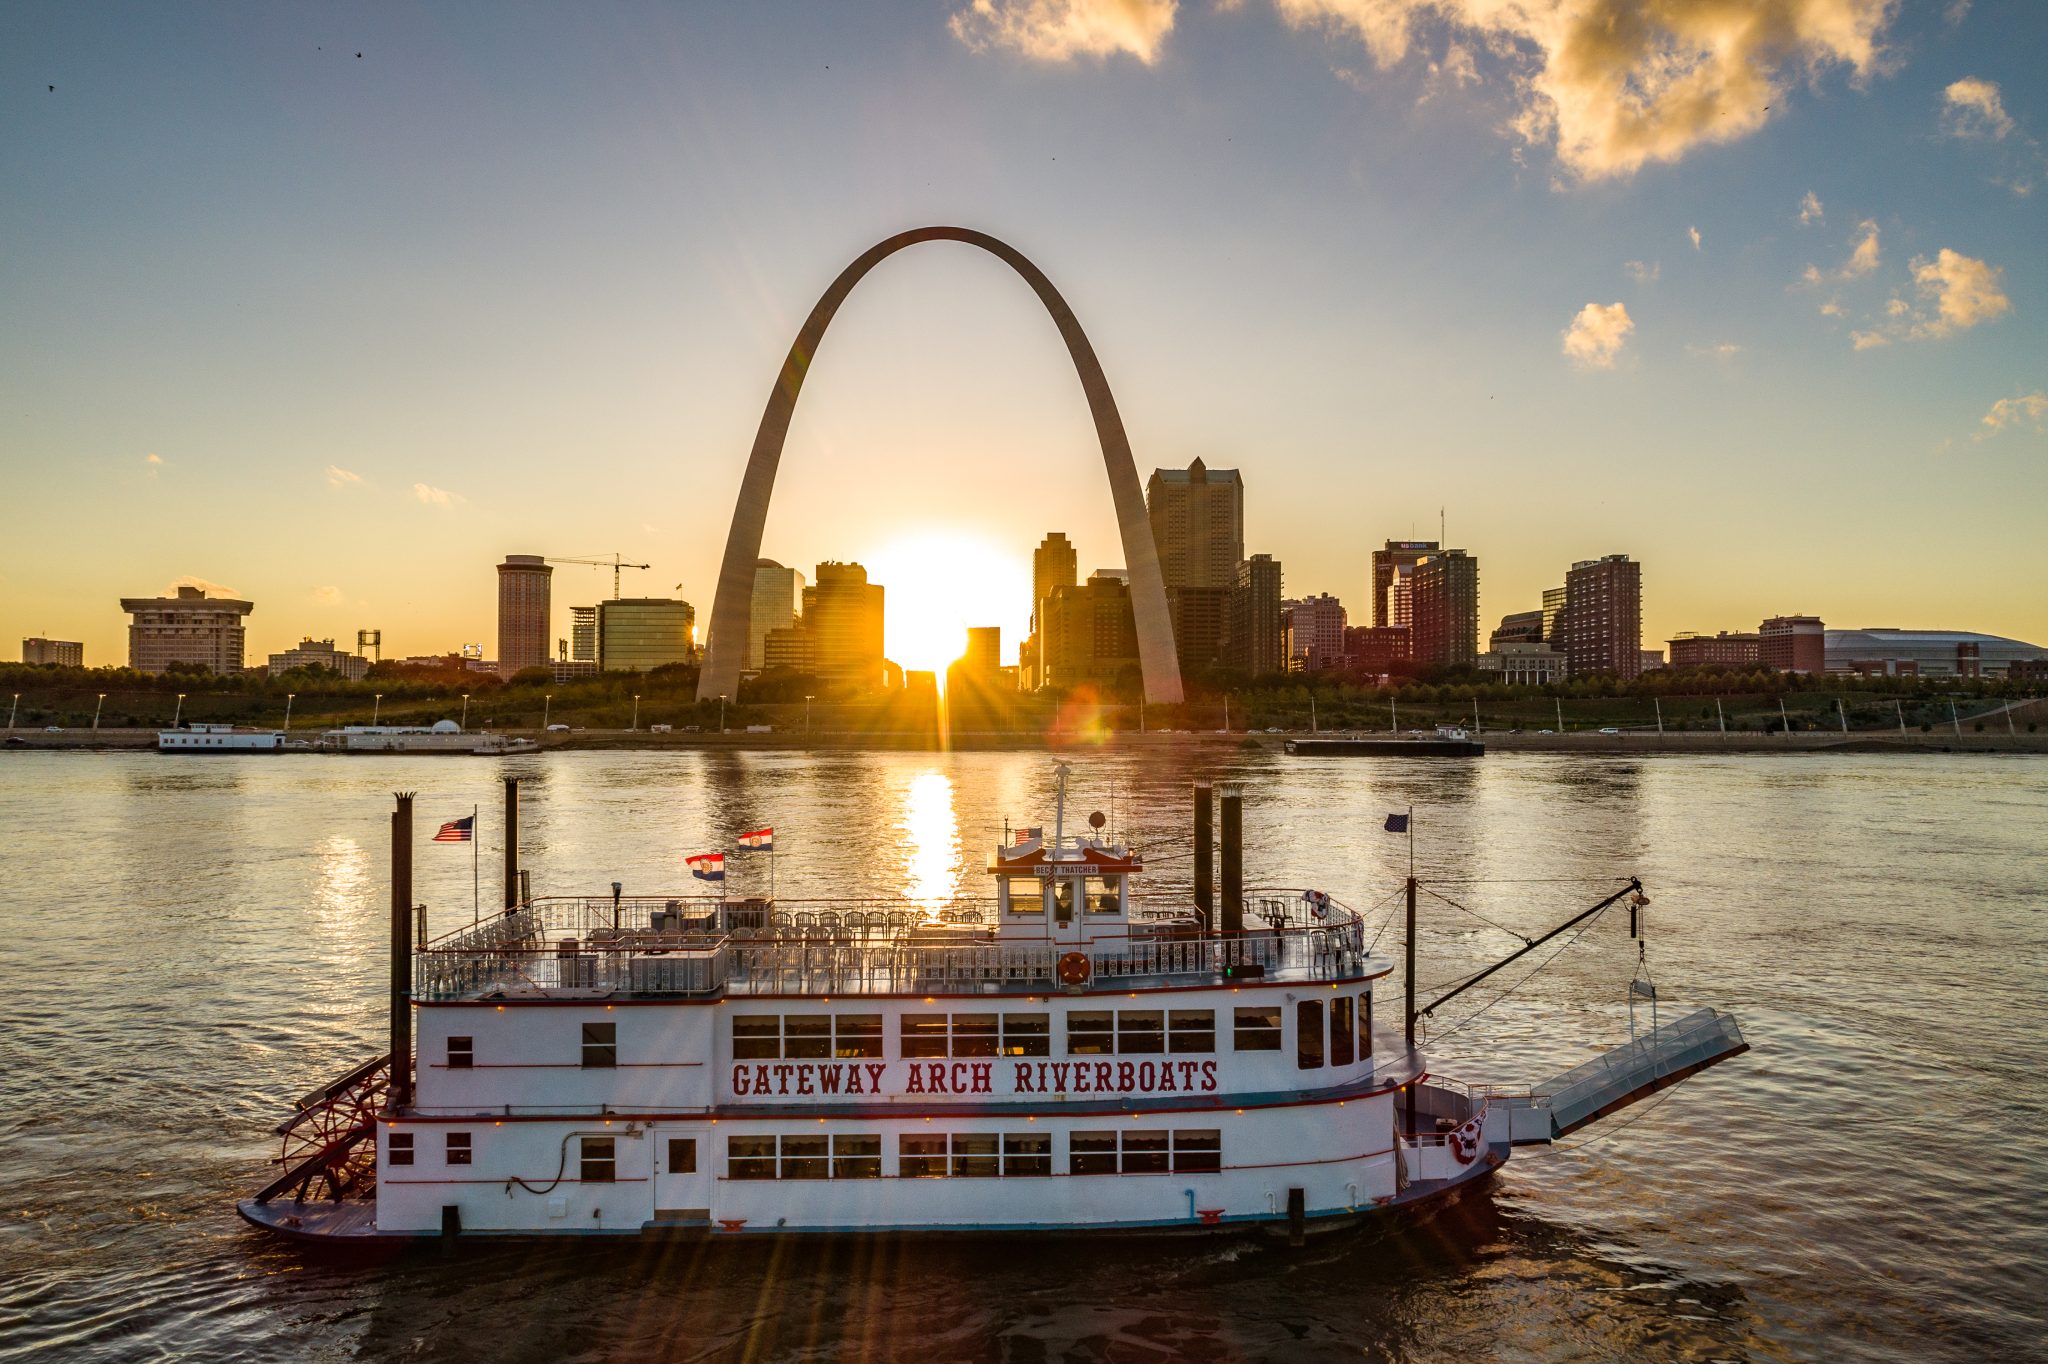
[1503,1008,1748,1144]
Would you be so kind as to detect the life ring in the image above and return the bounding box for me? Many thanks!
[1057,952,1091,986]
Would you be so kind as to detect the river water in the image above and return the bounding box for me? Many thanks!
[0,748,2041,1362]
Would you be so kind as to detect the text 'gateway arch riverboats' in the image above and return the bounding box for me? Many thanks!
[237,766,1748,1243]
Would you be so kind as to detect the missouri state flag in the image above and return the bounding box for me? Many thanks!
[686,852,725,882]
[738,828,774,852]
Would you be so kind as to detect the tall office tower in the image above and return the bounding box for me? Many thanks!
[961,626,1001,676]
[1225,554,1284,675]
[1411,550,1480,668]
[1490,610,1545,650]
[747,559,805,672]
[496,555,553,676]
[1024,533,1079,689]
[1370,541,1439,628]
[1758,615,1826,674]
[803,561,887,691]
[1560,554,1642,679]
[1040,576,1139,688]
[1540,586,1567,643]
[1282,593,1347,671]
[570,606,598,663]
[1667,631,1761,668]
[121,585,254,674]
[22,637,83,667]
[1343,625,1411,672]
[597,599,697,672]
[1148,460,1244,673]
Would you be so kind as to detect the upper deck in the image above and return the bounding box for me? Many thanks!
[414,891,1380,1003]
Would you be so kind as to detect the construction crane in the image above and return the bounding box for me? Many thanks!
[547,554,651,600]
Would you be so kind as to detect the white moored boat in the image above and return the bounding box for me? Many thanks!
[238,766,1747,1244]
[158,722,284,753]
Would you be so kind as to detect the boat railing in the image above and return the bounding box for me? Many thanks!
[1539,1008,1745,1114]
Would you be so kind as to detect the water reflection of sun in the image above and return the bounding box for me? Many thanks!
[900,770,958,913]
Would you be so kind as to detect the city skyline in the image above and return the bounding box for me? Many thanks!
[4,4,2044,664]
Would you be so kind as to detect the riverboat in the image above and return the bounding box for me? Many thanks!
[237,767,1746,1244]
[158,723,284,753]
[319,722,535,756]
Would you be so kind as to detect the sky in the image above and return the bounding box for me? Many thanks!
[3,0,2044,674]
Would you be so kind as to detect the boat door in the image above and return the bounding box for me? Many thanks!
[651,1125,712,1225]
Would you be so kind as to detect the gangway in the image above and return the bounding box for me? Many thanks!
[1502,1008,1748,1144]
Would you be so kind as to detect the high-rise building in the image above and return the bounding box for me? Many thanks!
[1541,586,1567,643]
[1668,631,1761,668]
[597,598,696,672]
[1370,541,1438,628]
[1282,593,1347,671]
[747,560,805,672]
[496,555,553,676]
[1411,550,1480,668]
[1759,616,1825,674]
[1148,462,1245,675]
[121,585,254,674]
[267,638,370,680]
[1041,575,1138,688]
[1490,610,1545,650]
[1560,555,1642,679]
[961,626,1001,676]
[1024,533,1079,689]
[802,561,886,691]
[1344,625,1411,672]
[22,638,83,667]
[570,606,598,663]
[1225,554,1284,675]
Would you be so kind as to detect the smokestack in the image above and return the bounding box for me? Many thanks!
[503,775,520,909]
[1219,783,1243,935]
[1193,781,1213,929]
[391,791,415,1108]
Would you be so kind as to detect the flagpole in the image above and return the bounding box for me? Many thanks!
[472,804,480,926]
[1407,803,1414,880]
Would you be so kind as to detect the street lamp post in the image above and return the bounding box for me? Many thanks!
[373,693,383,725]
[543,694,552,730]
[461,692,470,731]
[284,692,296,733]
[804,694,814,737]
[718,694,727,734]
[93,693,106,732]
[632,694,641,731]
[173,692,186,728]
[7,693,17,732]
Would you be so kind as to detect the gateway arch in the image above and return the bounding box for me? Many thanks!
[695,227,1185,706]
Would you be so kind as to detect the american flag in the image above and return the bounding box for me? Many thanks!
[433,815,474,843]
[1013,826,1043,844]
[686,852,725,882]
[738,828,774,852]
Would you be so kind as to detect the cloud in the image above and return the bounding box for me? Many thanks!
[412,482,461,507]
[144,452,163,467]
[1419,40,1480,101]
[1801,218,1882,290]
[324,465,363,489]
[1943,77,2013,139]
[165,575,240,598]
[1269,0,1897,180]
[1850,329,1888,349]
[1798,190,1824,225]
[1624,259,1659,283]
[1977,390,2048,438]
[1687,225,1702,250]
[1819,299,1844,317]
[1910,249,2010,337]
[949,0,1177,62]
[1687,341,1744,358]
[311,585,345,605]
[1561,301,1634,369]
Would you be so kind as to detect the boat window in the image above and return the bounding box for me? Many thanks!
[728,1136,777,1180]
[952,1014,1000,1058]
[1122,1130,1170,1173]
[1002,1014,1051,1057]
[1069,1131,1119,1175]
[1117,1011,1165,1054]
[1296,1000,1326,1070]
[1067,1012,1114,1056]
[733,1016,782,1059]
[1167,1010,1215,1054]
[779,1134,829,1180]
[1233,1006,1283,1051]
[582,1022,617,1069]
[667,1138,696,1174]
[387,1132,414,1167]
[899,1135,948,1177]
[445,1132,472,1166]
[1003,1133,1053,1177]
[1051,878,1076,919]
[446,1035,473,1069]
[835,1015,883,1059]
[951,1133,1000,1178]
[900,1014,950,1059]
[783,1015,832,1060]
[1173,1130,1222,1173]
[1084,875,1122,914]
[1005,877,1044,915]
[1331,995,1355,1067]
[580,1137,616,1183]
[1359,992,1374,1062]
[832,1135,882,1179]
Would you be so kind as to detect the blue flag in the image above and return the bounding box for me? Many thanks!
[1383,813,1409,833]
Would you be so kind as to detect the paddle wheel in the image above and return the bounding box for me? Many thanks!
[253,1054,390,1205]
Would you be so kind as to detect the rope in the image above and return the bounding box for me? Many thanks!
[1418,884,1532,946]
[1424,901,1615,1043]
[1550,1081,1681,1151]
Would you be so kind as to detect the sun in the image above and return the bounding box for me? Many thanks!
[861,530,1031,677]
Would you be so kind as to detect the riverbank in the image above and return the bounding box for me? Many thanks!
[9,727,2047,755]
